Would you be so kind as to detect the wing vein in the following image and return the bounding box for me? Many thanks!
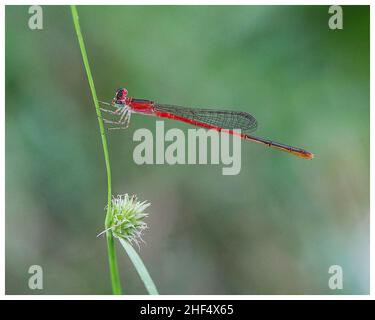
[154,103,258,133]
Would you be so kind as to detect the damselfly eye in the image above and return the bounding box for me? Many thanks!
[116,90,124,99]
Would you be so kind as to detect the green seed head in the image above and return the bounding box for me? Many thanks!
[107,194,150,247]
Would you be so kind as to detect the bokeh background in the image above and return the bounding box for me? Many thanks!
[6,5,369,294]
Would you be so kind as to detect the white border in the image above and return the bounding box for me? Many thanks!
[1,1,372,300]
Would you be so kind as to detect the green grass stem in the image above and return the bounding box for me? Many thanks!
[70,5,122,295]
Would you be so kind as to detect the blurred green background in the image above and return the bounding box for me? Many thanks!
[6,5,369,294]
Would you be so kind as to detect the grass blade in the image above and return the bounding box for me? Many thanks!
[118,238,159,295]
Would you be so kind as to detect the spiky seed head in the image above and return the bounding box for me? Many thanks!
[105,194,150,247]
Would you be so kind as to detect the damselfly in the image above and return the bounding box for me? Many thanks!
[99,88,314,159]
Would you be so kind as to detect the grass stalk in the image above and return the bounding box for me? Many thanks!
[70,5,122,295]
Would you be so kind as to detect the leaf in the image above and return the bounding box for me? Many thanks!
[118,238,159,295]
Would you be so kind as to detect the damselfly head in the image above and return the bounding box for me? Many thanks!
[113,88,128,106]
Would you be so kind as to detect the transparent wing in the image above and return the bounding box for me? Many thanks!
[154,103,258,133]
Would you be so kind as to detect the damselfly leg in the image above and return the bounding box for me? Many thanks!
[99,101,121,114]
[107,110,132,130]
[99,101,131,129]
[100,108,119,115]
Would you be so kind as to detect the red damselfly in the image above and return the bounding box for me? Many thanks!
[99,88,313,159]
